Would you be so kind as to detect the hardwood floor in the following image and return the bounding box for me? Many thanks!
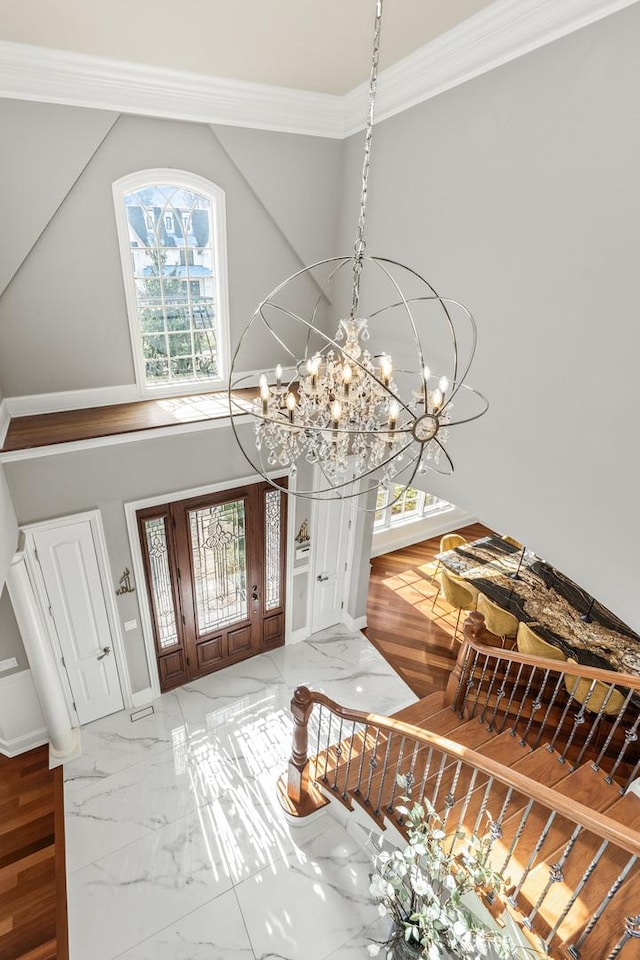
[364,521,493,699]
[0,745,67,960]
[1,388,255,452]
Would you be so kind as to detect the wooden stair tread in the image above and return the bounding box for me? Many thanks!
[554,762,622,810]
[391,691,446,725]
[516,792,640,945]
[487,761,619,883]
[569,870,640,960]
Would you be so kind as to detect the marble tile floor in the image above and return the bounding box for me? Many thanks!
[64,627,417,960]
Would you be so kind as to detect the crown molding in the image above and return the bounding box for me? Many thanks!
[0,40,344,138]
[0,0,636,139]
[343,0,640,134]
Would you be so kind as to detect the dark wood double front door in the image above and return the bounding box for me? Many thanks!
[137,480,287,691]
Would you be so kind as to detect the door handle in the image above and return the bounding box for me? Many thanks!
[97,646,111,661]
[251,584,259,601]
[316,575,329,582]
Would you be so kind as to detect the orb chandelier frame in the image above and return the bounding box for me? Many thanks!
[228,0,488,504]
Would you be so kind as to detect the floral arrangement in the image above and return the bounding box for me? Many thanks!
[367,790,521,959]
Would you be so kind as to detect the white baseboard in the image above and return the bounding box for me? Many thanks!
[6,384,139,416]
[0,669,48,757]
[131,687,157,709]
[0,727,48,757]
[0,399,9,446]
[370,507,476,558]
[342,612,367,632]
[288,627,309,645]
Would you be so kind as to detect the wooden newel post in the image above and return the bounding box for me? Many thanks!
[288,685,314,806]
[445,611,486,709]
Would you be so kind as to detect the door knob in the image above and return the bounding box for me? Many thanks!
[251,584,259,600]
[316,574,329,582]
[97,646,111,660]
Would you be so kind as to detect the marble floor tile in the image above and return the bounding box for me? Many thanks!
[65,743,213,871]
[66,631,418,960]
[235,819,380,960]
[63,690,186,794]
[68,810,234,960]
[114,889,256,959]
[267,629,416,715]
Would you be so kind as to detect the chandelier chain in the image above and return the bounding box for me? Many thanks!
[351,0,384,320]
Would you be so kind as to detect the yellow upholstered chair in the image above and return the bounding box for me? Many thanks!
[564,658,626,716]
[440,567,477,640]
[516,621,567,662]
[501,535,523,549]
[477,594,519,648]
[431,532,468,601]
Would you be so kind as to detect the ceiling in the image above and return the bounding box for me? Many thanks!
[0,0,497,95]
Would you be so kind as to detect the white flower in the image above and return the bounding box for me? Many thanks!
[452,919,468,939]
[378,902,388,917]
[367,945,381,957]
[411,874,431,896]
[428,944,441,960]
[444,873,457,891]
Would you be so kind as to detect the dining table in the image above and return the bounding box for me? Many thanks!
[437,536,640,677]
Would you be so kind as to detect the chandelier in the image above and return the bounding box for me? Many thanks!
[229,0,488,502]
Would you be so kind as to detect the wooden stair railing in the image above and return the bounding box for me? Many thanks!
[281,614,640,960]
[447,611,640,791]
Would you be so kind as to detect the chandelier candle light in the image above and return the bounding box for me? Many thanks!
[229,0,488,502]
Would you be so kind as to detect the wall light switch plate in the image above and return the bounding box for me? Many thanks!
[124,619,137,632]
[0,657,18,673]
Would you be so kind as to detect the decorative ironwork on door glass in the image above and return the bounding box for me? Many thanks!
[264,490,282,611]
[142,517,178,649]
[189,500,248,634]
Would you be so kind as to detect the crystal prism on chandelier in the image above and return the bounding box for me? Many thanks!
[228,0,488,503]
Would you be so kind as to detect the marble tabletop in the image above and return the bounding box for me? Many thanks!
[438,536,640,677]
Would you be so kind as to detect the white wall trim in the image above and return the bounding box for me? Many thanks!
[344,0,640,133]
[0,40,344,139]
[0,2,635,138]
[0,668,48,757]
[5,384,139,417]
[0,399,9,446]
[370,506,476,559]
[342,612,367,633]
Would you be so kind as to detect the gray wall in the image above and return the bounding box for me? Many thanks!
[339,4,640,631]
[0,465,18,590]
[0,109,343,395]
[0,584,27,676]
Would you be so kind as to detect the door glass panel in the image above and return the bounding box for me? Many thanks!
[189,500,248,634]
[264,489,281,611]
[143,517,178,649]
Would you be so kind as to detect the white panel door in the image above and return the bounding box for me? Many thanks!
[33,520,124,725]
[311,496,350,633]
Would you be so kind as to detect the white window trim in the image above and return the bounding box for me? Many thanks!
[374,486,451,532]
[112,168,231,400]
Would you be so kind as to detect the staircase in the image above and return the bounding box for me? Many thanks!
[282,613,640,960]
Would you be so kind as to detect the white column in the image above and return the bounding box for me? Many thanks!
[7,550,77,761]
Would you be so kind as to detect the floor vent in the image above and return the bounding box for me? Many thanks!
[130,705,155,722]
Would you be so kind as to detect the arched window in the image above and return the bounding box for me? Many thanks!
[113,170,229,395]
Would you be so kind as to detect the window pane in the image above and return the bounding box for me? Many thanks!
[189,500,248,634]
[143,517,178,650]
[124,183,221,388]
[264,490,282,610]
